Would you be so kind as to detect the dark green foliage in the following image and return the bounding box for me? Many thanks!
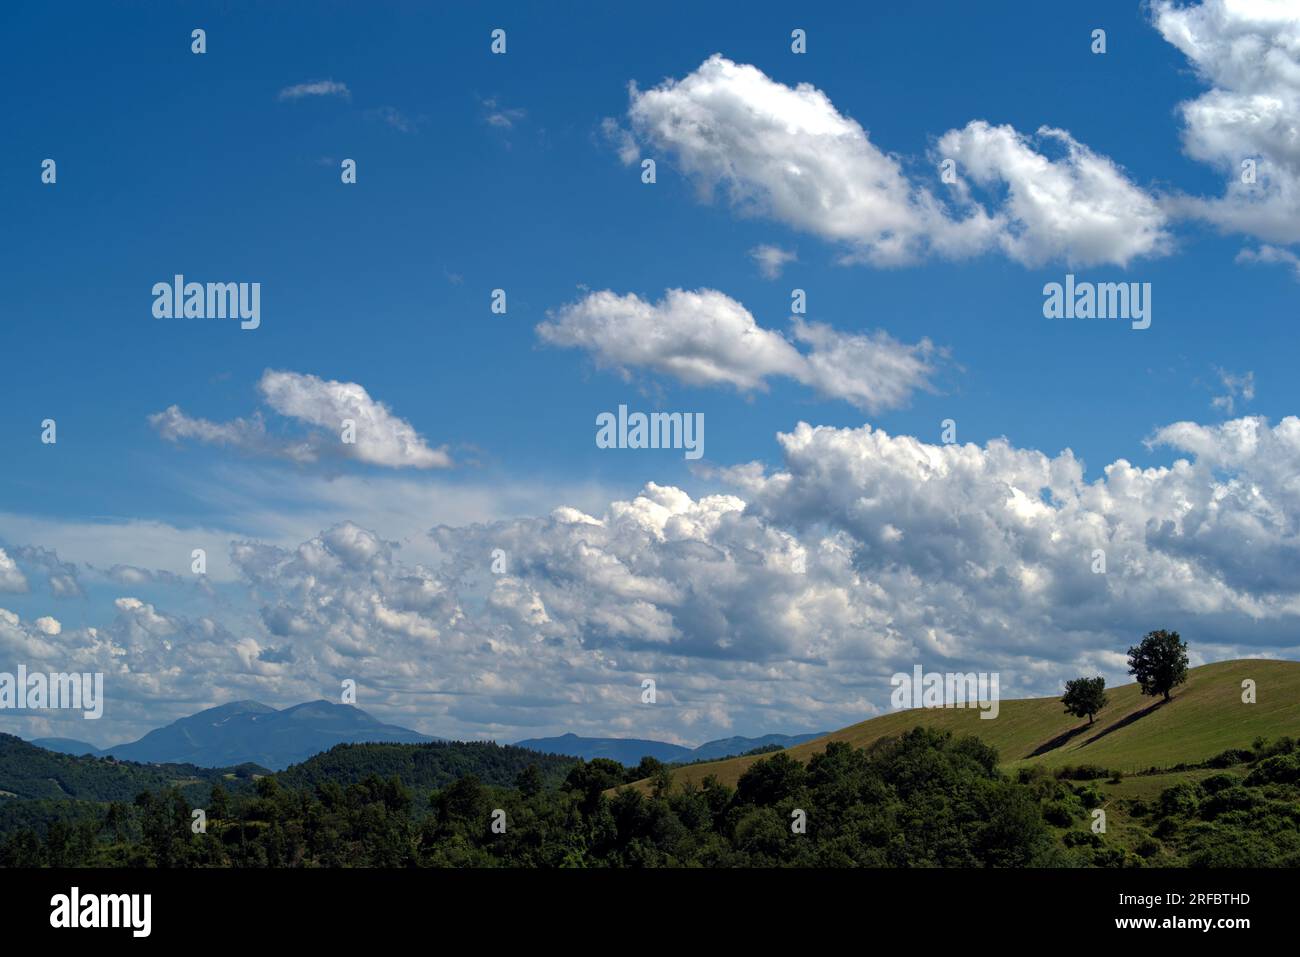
[0,728,1062,869]
[1199,786,1259,819]
[1126,630,1190,701]
[1200,773,1238,794]
[1054,765,1113,781]
[0,733,260,804]
[1131,749,1300,868]
[1159,782,1202,817]
[1246,752,1300,786]
[734,751,806,806]
[1061,676,1108,725]
[1043,801,1077,827]
[4,731,1297,868]
[278,740,576,794]
[1135,836,1162,858]
[514,764,544,798]
[1261,736,1296,758]
[1076,786,1103,810]
[1090,846,1144,868]
[1206,748,1254,768]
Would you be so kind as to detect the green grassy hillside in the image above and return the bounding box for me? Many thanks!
[637,659,1300,792]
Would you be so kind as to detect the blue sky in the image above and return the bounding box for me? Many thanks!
[2,0,1299,747]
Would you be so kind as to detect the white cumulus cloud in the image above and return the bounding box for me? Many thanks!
[11,412,1300,745]
[538,288,938,413]
[623,55,1167,267]
[0,547,28,593]
[150,370,451,470]
[1154,0,1300,245]
[935,121,1171,267]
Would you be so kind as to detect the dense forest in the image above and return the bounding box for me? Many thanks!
[276,739,578,795]
[0,732,264,802]
[3,727,1299,867]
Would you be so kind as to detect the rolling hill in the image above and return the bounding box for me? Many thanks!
[0,733,264,803]
[277,739,578,792]
[625,659,1300,793]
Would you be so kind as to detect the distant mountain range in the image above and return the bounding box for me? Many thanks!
[24,701,823,771]
[30,737,102,757]
[37,700,438,771]
[512,731,826,766]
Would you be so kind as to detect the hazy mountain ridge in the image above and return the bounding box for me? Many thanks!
[20,701,822,773]
[514,731,826,766]
[30,738,102,757]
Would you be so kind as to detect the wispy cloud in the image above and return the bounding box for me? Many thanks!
[1236,245,1300,281]
[1211,368,1255,416]
[599,117,638,165]
[277,79,351,101]
[481,96,526,129]
[749,244,797,279]
[370,106,418,132]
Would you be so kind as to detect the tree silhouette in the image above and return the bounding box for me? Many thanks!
[1127,630,1189,702]
[1061,676,1108,725]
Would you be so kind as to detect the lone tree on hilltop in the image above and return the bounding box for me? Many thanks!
[1127,630,1189,702]
[1062,676,1108,725]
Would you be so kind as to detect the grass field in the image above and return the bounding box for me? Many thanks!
[628,659,1300,793]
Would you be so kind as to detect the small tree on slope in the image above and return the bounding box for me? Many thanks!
[1062,676,1108,725]
[1127,630,1189,702]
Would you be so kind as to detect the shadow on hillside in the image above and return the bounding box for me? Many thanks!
[1080,699,1168,748]
[1025,699,1169,759]
[1025,723,1092,758]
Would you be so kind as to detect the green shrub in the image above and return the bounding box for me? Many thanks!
[1158,782,1201,817]
[1199,786,1259,818]
[1201,773,1238,794]
[1055,765,1111,781]
[1245,752,1300,786]
[1075,786,1104,810]
[1206,748,1253,769]
[1043,800,1077,827]
[1063,830,1102,848]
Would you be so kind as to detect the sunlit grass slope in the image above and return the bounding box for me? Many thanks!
[632,660,1300,793]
